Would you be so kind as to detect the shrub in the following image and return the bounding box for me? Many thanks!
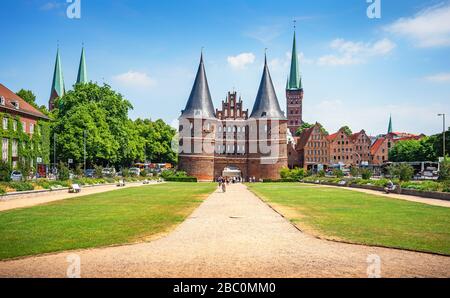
[360,169,373,180]
[279,167,305,181]
[122,168,130,178]
[0,186,6,195]
[74,164,83,177]
[9,182,34,192]
[58,162,70,181]
[164,177,197,182]
[0,161,11,182]
[350,167,359,177]
[94,165,103,178]
[388,164,414,182]
[317,170,326,177]
[439,157,449,181]
[333,169,344,178]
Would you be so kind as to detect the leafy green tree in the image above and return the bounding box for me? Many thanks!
[360,169,373,180]
[350,167,359,177]
[135,118,177,164]
[389,138,435,162]
[388,164,414,182]
[341,126,353,136]
[295,123,313,136]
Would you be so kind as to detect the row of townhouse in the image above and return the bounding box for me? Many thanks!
[288,122,423,170]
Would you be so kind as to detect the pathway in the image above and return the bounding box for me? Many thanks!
[0,183,449,278]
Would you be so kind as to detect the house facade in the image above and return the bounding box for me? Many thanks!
[0,84,50,174]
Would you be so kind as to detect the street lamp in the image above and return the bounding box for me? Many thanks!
[438,114,446,158]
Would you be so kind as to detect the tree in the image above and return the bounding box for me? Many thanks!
[295,123,313,136]
[0,161,12,182]
[388,164,414,182]
[16,89,50,116]
[389,138,436,162]
[341,126,353,136]
[135,118,177,164]
[52,83,147,167]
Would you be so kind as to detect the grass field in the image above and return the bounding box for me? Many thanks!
[247,183,450,255]
[0,183,216,260]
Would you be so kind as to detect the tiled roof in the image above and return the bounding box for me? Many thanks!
[326,132,339,141]
[0,83,49,120]
[370,137,385,155]
[296,126,315,150]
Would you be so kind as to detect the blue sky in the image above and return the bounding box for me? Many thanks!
[1,0,449,135]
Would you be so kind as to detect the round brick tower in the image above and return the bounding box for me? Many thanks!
[178,53,216,181]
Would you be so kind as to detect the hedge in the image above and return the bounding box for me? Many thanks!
[263,178,298,183]
[164,177,198,182]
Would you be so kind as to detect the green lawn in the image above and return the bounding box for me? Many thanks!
[0,183,216,260]
[248,183,450,255]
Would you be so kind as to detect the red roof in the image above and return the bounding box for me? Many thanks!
[0,84,48,119]
[370,137,385,155]
[296,126,315,149]
[326,132,339,141]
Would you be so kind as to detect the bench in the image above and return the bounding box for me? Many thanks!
[69,184,81,193]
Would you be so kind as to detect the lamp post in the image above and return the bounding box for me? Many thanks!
[53,132,57,174]
[83,130,87,173]
[438,114,446,158]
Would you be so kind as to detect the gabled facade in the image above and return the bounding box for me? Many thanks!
[0,84,50,173]
[178,54,287,181]
[295,123,330,170]
[350,130,371,165]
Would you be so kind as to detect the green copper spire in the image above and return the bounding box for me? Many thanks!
[49,48,65,106]
[287,32,302,90]
[76,46,88,84]
[388,115,393,134]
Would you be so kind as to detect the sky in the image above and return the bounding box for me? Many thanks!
[1,0,449,136]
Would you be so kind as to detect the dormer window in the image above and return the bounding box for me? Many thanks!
[0,96,5,105]
[11,101,19,110]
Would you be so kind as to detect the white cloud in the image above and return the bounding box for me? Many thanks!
[227,53,256,70]
[425,73,450,83]
[318,38,396,66]
[113,71,156,89]
[386,3,450,48]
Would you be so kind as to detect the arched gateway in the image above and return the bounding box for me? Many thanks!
[222,166,242,180]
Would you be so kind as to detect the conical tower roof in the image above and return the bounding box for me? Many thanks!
[77,47,88,84]
[180,53,215,119]
[50,48,65,100]
[250,55,285,119]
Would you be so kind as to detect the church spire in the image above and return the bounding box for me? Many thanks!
[76,46,88,84]
[49,47,65,110]
[388,115,393,134]
[250,53,285,119]
[180,52,216,119]
[287,30,302,90]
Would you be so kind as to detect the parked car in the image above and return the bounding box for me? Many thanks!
[10,170,23,182]
[129,167,141,177]
[84,169,95,178]
[102,167,116,177]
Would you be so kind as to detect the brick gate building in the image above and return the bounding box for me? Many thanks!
[178,54,288,181]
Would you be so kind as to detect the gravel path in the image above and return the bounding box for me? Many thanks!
[0,181,161,212]
[0,183,449,278]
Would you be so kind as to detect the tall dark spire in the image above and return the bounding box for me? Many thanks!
[49,47,65,110]
[77,46,88,84]
[250,54,285,119]
[181,53,216,119]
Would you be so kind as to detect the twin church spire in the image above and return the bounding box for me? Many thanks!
[49,46,88,110]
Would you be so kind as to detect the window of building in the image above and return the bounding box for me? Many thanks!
[2,118,8,130]
[2,138,8,161]
[13,120,17,132]
[12,139,18,158]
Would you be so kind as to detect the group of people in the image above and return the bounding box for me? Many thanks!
[217,176,244,192]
